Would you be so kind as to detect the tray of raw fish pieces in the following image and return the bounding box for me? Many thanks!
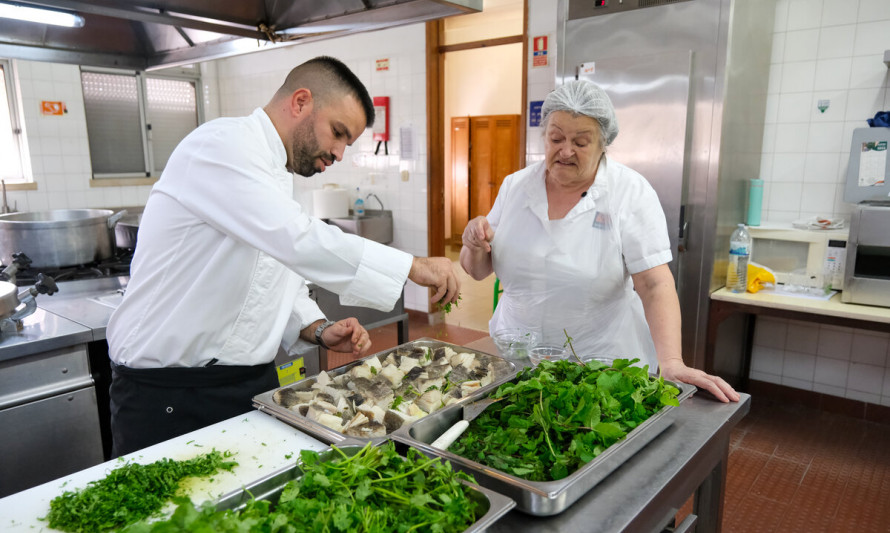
[252,338,517,445]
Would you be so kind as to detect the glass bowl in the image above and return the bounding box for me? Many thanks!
[528,345,569,366]
[492,328,540,360]
[579,355,615,367]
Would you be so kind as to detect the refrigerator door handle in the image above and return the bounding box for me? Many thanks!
[678,204,688,253]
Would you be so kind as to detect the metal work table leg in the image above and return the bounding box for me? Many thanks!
[397,314,409,344]
[693,435,729,532]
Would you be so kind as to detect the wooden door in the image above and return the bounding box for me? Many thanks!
[450,117,470,238]
[469,116,494,220]
[491,115,520,206]
[451,114,520,236]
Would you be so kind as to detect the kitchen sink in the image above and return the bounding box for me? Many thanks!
[327,209,393,244]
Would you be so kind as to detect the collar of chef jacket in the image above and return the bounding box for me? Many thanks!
[515,158,612,227]
[254,108,289,170]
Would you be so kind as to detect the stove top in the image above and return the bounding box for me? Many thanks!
[5,250,133,287]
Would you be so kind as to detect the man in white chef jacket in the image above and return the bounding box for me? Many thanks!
[106,56,459,457]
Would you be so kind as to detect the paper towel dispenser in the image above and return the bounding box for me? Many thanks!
[312,184,349,219]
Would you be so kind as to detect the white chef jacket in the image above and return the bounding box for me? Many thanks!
[488,159,672,371]
[107,108,413,369]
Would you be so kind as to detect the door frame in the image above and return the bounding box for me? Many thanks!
[425,3,528,261]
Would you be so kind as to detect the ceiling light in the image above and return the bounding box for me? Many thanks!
[0,3,85,28]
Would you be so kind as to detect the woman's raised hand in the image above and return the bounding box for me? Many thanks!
[462,216,494,253]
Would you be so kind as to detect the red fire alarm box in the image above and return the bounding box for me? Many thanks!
[373,96,389,142]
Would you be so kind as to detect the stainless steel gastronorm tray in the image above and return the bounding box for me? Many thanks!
[214,444,516,533]
[252,338,517,445]
[393,376,696,516]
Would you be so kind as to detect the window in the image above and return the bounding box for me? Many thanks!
[81,67,201,178]
[0,59,26,182]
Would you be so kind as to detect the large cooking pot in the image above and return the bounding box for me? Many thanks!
[114,213,141,250]
[0,209,126,269]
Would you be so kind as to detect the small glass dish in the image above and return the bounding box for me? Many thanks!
[579,355,615,367]
[528,345,569,366]
[492,328,540,360]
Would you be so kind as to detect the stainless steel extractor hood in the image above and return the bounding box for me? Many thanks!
[0,0,481,70]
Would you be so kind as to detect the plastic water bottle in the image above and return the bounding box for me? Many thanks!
[727,224,752,293]
[353,187,365,216]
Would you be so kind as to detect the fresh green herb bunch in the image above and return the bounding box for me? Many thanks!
[440,294,462,314]
[46,450,237,532]
[124,442,481,533]
[450,358,680,482]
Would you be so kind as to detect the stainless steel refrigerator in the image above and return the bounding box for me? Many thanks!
[556,0,775,380]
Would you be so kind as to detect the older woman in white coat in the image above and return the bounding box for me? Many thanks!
[460,79,739,402]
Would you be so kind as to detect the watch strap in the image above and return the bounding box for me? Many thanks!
[314,319,336,349]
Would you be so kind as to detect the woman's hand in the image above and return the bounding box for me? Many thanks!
[659,358,740,403]
[321,317,372,357]
[461,216,494,253]
[459,216,496,281]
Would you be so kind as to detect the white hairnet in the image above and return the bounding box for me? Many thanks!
[541,80,619,146]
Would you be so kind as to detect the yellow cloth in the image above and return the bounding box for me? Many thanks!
[747,262,776,293]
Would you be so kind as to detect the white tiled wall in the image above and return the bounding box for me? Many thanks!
[760,0,890,224]
[751,317,890,407]
[750,0,890,405]
[210,24,432,311]
[524,0,559,163]
[5,60,153,212]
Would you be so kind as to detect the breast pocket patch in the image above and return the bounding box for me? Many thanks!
[592,211,612,230]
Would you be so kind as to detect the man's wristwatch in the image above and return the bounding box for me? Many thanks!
[314,320,336,349]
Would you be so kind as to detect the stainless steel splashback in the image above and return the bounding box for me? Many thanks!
[556,0,775,370]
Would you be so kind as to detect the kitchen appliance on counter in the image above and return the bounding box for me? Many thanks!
[748,225,848,290]
[842,204,890,307]
[841,128,890,307]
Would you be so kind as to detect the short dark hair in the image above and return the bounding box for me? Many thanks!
[274,56,375,128]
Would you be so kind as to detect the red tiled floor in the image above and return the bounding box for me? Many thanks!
[676,394,890,533]
[723,448,769,503]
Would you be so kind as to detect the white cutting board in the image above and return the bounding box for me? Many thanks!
[0,411,328,532]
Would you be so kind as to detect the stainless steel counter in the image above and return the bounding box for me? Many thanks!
[35,277,128,340]
[0,308,92,362]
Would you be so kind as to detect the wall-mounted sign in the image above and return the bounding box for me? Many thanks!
[376,58,390,71]
[529,100,544,127]
[532,35,549,68]
[579,62,596,79]
[41,101,65,115]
